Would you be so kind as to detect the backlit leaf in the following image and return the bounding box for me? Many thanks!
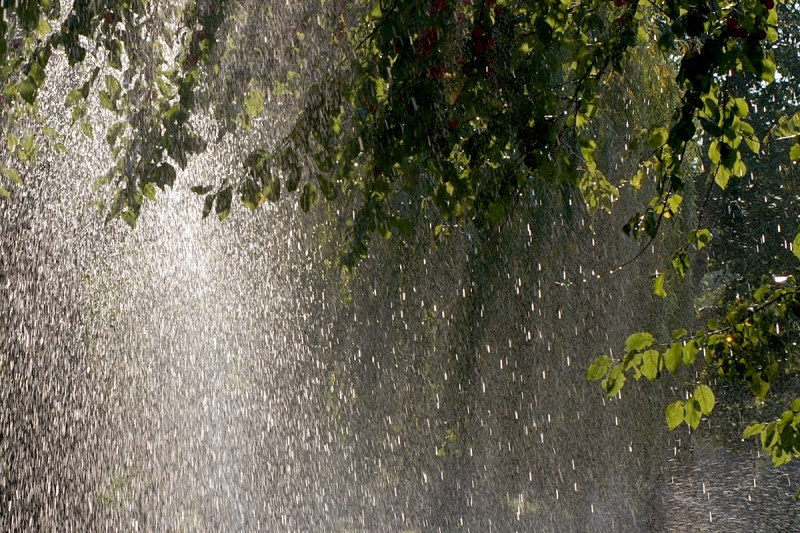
[625,332,654,354]
[586,355,611,381]
[640,350,659,381]
[684,399,702,429]
[664,344,682,374]
[653,271,667,298]
[666,401,684,430]
[694,385,715,415]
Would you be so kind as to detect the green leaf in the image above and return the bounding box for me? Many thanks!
[625,332,654,354]
[684,399,702,429]
[648,126,668,149]
[749,373,770,399]
[65,89,84,107]
[694,385,715,415]
[300,183,317,212]
[141,182,157,201]
[215,186,232,221]
[653,271,667,298]
[666,400,685,430]
[586,355,612,381]
[105,75,122,98]
[202,194,215,218]
[664,344,682,374]
[18,79,36,104]
[694,229,712,250]
[790,144,800,162]
[601,365,626,397]
[730,98,749,118]
[0,187,10,199]
[261,175,280,202]
[153,163,176,189]
[743,423,766,439]
[240,178,261,209]
[793,232,800,261]
[244,89,265,120]
[99,91,114,111]
[754,284,771,302]
[318,177,337,200]
[80,119,94,139]
[35,16,52,38]
[714,165,730,190]
[682,340,698,365]
[191,185,214,195]
[2,168,23,185]
[640,350,659,381]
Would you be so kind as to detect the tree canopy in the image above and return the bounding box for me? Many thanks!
[3,0,800,478]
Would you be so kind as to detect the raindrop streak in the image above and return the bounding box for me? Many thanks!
[1,1,799,532]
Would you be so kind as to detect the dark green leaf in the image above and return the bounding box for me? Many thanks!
[215,186,232,221]
[18,79,36,104]
[601,365,626,396]
[202,193,215,218]
[300,183,317,212]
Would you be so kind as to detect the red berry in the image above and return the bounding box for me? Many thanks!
[373,165,382,176]
[448,119,458,130]
[756,28,767,40]
[103,11,115,24]
[429,64,447,80]
[473,40,485,54]
[431,0,446,14]
[726,17,739,29]
[764,0,775,9]
[473,26,485,39]
[614,0,627,7]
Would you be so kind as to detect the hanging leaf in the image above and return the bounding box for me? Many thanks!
[640,350,660,381]
[586,355,612,381]
[684,399,702,429]
[601,365,626,396]
[664,344,682,374]
[624,332,654,354]
[215,186,232,221]
[793,232,800,261]
[653,271,667,298]
[2,168,23,185]
[300,183,317,212]
[666,400,685,430]
[694,385,715,415]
